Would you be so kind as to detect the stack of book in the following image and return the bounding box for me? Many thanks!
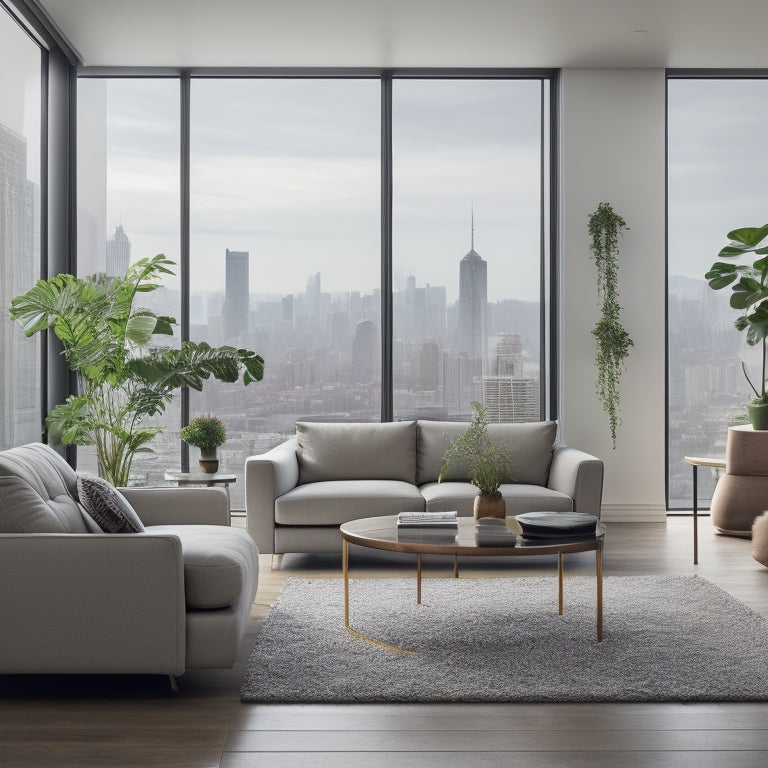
[396,511,458,542]
[474,517,519,547]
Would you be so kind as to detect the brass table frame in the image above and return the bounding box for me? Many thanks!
[340,515,605,654]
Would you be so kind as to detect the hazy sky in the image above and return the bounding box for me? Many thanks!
[0,9,40,178]
[668,78,768,280]
[75,75,768,308]
[77,76,544,304]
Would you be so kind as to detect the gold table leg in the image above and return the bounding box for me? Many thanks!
[417,553,422,604]
[342,537,415,654]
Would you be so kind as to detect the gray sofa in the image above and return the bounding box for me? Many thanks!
[245,420,603,556]
[0,443,258,685]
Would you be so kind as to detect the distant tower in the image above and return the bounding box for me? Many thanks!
[457,209,487,362]
[105,224,130,276]
[222,248,250,341]
[352,319,380,384]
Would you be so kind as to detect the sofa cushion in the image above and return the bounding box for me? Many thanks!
[276,480,424,526]
[419,481,573,517]
[148,525,258,610]
[77,473,145,534]
[296,421,417,484]
[0,443,89,533]
[416,420,558,486]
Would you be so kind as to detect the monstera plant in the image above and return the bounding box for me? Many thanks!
[10,254,264,485]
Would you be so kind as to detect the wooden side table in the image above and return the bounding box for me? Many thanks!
[164,470,237,520]
[683,456,725,565]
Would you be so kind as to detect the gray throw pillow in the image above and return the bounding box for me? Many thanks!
[76,473,145,533]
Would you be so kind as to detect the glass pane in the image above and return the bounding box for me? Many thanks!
[77,78,181,484]
[0,9,42,449]
[667,79,768,508]
[189,78,381,508]
[392,79,544,422]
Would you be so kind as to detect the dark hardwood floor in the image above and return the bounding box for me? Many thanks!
[2,517,768,768]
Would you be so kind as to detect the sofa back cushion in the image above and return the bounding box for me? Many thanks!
[0,443,90,533]
[296,421,417,484]
[416,420,558,486]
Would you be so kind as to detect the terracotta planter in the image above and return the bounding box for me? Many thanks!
[198,448,219,474]
[473,494,506,520]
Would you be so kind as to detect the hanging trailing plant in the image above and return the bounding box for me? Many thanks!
[588,202,633,448]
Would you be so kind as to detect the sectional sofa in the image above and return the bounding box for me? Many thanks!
[245,419,603,557]
[0,442,258,686]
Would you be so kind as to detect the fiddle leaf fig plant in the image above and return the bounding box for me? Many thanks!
[9,254,264,486]
[588,202,633,448]
[705,224,768,410]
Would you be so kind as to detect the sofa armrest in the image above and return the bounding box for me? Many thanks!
[119,487,229,526]
[547,446,604,517]
[245,437,299,554]
[0,532,186,675]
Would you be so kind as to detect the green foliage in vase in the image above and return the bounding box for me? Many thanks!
[9,254,264,486]
[588,202,633,448]
[438,401,515,498]
[181,416,227,451]
[705,224,768,405]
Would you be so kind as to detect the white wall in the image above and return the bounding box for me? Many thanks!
[559,69,667,522]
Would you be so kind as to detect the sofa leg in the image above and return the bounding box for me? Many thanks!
[271,554,284,571]
[169,675,179,693]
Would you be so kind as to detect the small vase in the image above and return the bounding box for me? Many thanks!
[474,494,506,520]
[198,448,219,474]
[747,402,768,431]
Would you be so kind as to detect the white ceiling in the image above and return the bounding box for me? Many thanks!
[34,0,768,70]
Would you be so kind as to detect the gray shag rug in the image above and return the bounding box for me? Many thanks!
[241,575,768,703]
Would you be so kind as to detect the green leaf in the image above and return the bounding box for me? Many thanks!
[125,313,158,346]
[152,316,176,335]
[707,274,737,290]
[726,224,768,247]
[717,245,748,258]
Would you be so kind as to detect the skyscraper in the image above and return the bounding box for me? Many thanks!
[0,123,39,448]
[222,248,249,342]
[105,223,130,276]
[457,211,487,363]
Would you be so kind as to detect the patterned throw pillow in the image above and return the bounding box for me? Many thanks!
[76,473,145,534]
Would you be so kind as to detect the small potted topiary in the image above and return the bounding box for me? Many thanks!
[181,415,227,473]
[439,401,516,519]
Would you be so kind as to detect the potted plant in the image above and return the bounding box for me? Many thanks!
[181,416,227,473]
[588,202,634,448]
[705,224,768,430]
[438,401,516,519]
[9,254,264,485]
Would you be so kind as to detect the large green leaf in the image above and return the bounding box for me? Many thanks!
[726,224,768,247]
[125,313,160,346]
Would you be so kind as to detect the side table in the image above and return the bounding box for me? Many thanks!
[683,456,725,565]
[164,470,237,521]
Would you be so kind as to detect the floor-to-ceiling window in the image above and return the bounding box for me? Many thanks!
[392,78,546,421]
[76,77,181,483]
[188,78,381,490]
[74,70,554,506]
[667,76,768,508]
[0,5,42,450]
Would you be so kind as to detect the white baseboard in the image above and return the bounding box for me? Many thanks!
[599,503,667,523]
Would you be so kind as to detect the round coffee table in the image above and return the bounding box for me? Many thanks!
[339,515,606,653]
